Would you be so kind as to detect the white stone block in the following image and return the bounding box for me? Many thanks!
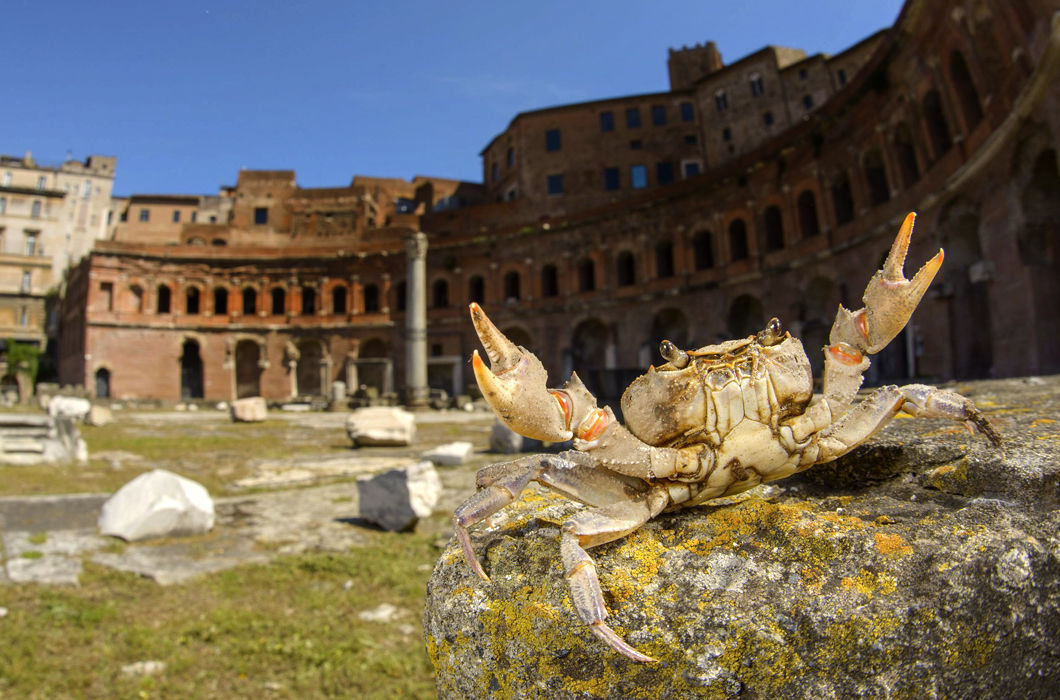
[357,461,440,531]
[48,396,91,422]
[423,441,474,466]
[230,397,267,422]
[98,469,215,542]
[346,407,416,447]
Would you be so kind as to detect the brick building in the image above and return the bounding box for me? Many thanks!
[60,0,1059,403]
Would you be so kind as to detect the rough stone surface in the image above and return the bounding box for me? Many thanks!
[84,405,113,427]
[425,377,1060,698]
[230,396,267,423]
[0,414,86,465]
[99,469,215,542]
[346,407,416,447]
[423,441,474,466]
[48,396,92,422]
[357,461,441,531]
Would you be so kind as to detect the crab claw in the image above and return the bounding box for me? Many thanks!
[470,303,573,441]
[855,212,944,354]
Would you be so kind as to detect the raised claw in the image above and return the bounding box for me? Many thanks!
[835,211,945,356]
[470,303,573,441]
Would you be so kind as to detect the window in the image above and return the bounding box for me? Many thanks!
[214,287,229,315]
[715,90,728,111]
[254,207,268,225]
[631,165,648,189]
[950,50,983,129]
[798,68,808,80]
[36,176,46,190]
[271,287,286,315]
[685,134,697,145]
[831,174,855,225]
[363,284,379,313]
[506,147,514,167]
[655,240,675,278]
[0,198,6,214]
[802,94,814,110]
[545,129,561,151]
[693,231,713,270]
[547,174,564,195]
[24,232,38,256]
[893,122,920,188]
[139,208,150,222]
[763,111,774,126]
[749,73,764,97]
[577,258,595,291]
[864,150,890,206]
[923,89,952,159]
[625,107,641,128]
[680,101,695,121]
[722,127,732,142]
[332,285,347,314]
[395,281,407,312]
[432,279,449,308]
[600,111,615,132]
[21,271,31,294]
[729,219,749,260]
[242,287,257,314]
[191,211,197,223]
[503,271,520,301]
[100,282,114,311]
[186,287,201,315]
[19,307,27,326]
[30,201,41,219]
[683,161,701,178]
[651,105,667,126]
[604,167,621,191]
[629,139,642,150]
[82,180,92,197]
[541,265,559,297]
[764,206,784,251]
[797,190,820,237]
[300,286,316,315]
[157,285,171,314]
[616,251,636,286]
[491,163,498,182]
[468,276,485,304]
[837,68,847,85]
[1,172,9,186]
[172,210,181,223]
[656,162,674,186]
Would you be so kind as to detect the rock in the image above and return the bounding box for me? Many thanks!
[488,420,542,454]
[230,396,267,422]
[423,441,474,466]
[0,414,86,464]
[47,396,91,422]
[84,405,113,427]
[357,461,440,531]
[358,602,404,622]
[346,407,416,447]
[121,661,166,676]
[99,469,215,542]
[425,377,1060,698]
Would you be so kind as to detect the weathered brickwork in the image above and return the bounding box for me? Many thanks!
[59,0,1060,403]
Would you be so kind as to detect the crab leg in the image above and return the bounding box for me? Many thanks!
[560,487,670,663]
[823,212,944,411]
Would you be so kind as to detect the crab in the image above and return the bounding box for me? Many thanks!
[454,212,1000,663]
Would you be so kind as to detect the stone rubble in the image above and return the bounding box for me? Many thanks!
[230,396,268,422]
[423,441,474,466]
[346,407,416,447]
[98,469,215,542]
[357,461,441,531]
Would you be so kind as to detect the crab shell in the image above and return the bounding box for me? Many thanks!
[621,333,813,447]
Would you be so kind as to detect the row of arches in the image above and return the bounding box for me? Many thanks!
[117,281,384,317]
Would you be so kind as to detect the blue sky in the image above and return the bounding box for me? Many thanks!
[4,1,903,196]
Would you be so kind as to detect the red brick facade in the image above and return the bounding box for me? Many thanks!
[60,0,1060,403]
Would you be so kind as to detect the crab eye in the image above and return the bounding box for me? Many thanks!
[757,318,784,346]
[659,340,690,369]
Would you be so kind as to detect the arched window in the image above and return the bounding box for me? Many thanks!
[242,287,257,315]
[332,285,347,314]
[130,284,144,313]
[797,190,820,237]
[831,173,855,225]
[764,206,784,251]
[893,122,920,188]
[468,276,485,304]
[693,230,713,270]
[503,271,521,301]
[156,284,171,314]
[616,251,636,286]
[300,286,316,315]
[213,287,228,315]
[363,284,379,313]
[577,258,595,291]
[541,265,559,297]
[728,219,749,261]
[949,50,983,129]
[432,279,449,308]
[271,287,286,315]
[864,149,890,206]
[185,286,200,315]
[394,281,406,312]
[95,367,111,399]
[655,240,675,278]
[923,89,952,160]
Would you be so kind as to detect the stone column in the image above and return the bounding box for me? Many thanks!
[405,231,429,409]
